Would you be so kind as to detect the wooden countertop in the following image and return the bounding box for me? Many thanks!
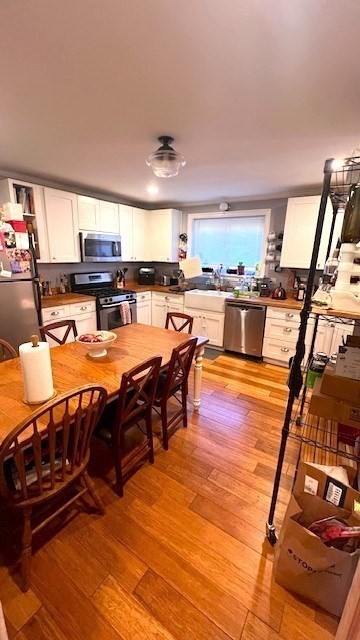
[225,295,303,309]
[42,293,95,308]
[126,282,185,295]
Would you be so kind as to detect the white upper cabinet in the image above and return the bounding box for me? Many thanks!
[281,196,342,270]
[78,196,119,234]
[119,205,133,260]
[77,195,100,230]
[0,178,50,262]
[44,188,80,263]
[132,208,149,261]
[119,206,149,261]
[150,209,181,262]
[99,200,119,234]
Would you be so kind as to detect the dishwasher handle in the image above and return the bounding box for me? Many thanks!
[226,303,266,312]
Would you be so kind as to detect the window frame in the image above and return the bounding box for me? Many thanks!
[187,209,271,276]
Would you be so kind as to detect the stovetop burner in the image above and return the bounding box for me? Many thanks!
[85,288,135,298]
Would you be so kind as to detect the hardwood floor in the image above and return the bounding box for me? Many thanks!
[0,353,339,639]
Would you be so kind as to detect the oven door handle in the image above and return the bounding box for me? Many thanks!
[101,301,135,308]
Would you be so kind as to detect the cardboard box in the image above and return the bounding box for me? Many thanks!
[310,378,360,430]
[321,364,360,406]
[336,345,360,381]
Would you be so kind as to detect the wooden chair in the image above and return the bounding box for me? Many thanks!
[0,384,107,592]
[153,337,197,450]
[0,339,17,362]
[96,356,162,496]
[165,312,193,334]
[40,320,78,345]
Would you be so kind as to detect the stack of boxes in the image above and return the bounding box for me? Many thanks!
[308,334,360,487]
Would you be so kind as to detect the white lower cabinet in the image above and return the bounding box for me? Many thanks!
[42,301,97,348]
[151,293,184,328]
[136,292,152,325]
[263,306,309,365]
[184,307,224,347]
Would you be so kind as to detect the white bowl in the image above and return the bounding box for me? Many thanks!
[76,331,117,358]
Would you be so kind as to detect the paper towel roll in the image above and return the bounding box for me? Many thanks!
[19,338,54,404]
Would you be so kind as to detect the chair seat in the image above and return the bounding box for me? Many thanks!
[153,371,182,404]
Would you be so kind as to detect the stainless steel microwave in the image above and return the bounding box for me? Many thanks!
[79,232,122,262]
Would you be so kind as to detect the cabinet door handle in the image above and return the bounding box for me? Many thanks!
[80,306,88,311]
[281,347,289,352]
[284,327,292,332]
[141,295,145,299]
[285,313,294,318]
[165,296,170,301]
[51,311,60,316]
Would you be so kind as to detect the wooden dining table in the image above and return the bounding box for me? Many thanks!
[0,324,208,448]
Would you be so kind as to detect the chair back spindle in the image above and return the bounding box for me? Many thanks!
[165,312,193,334]
[40,320,78,346]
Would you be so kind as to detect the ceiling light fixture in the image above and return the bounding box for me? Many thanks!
[147,184,159,195]
[146,136,186,178]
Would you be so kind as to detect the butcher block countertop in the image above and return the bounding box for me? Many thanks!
[42,293,95,308]
[225,295,303,310]
[126,282,186,295]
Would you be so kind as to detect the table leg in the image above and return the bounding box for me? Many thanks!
[193,347,204,411]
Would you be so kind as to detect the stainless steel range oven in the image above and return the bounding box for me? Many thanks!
[70,272,137,330]
[79,232,122,262]
[99,295,137,330]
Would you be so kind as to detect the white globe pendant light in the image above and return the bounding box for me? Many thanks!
[146,136,186,178]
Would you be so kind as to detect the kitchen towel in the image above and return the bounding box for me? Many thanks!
[119,301,132,325]
[19,339,54,404]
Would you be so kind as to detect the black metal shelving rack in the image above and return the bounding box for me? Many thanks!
[266,156,360,545]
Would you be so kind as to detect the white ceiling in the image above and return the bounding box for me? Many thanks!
[1,0,360,206]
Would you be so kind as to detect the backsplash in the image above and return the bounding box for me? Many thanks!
[38,261,180,290]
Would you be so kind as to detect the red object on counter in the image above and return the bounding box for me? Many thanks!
[8,220,27,233]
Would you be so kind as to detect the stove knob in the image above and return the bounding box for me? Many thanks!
[126,295,130,299]
[109,298,113,303]
[104,298,108,303]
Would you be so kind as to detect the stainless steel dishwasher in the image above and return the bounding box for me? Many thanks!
[224,301,266,357]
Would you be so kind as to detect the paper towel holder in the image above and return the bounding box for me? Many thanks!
[31,335,40,348]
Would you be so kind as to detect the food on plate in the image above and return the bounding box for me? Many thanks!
[78,333,105,343]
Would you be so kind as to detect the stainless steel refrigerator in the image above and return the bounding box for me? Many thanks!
[0,235,42,351]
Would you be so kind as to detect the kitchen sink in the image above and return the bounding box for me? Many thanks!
[184,289,228,313]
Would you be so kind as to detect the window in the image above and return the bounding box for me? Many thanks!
[190,212,268,271]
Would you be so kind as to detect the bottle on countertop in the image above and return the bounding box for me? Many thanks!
[59,275,66,294]
[46,281,52,296]
[296,282,306,301]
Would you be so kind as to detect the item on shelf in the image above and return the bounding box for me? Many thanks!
[305,356,326,388]
[274,462,360,617]
[19,335,55,404]
[322,364,360,404]
[272,282,287,300]
[341,184,360,244]
[335,344,360,381]
[309,378,360,429]
[46,281,53,296]
[265,252,275,262]
[2,202,24,221]
[268,231,276,241]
